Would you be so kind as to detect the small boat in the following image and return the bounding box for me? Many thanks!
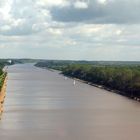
[64,77,67,80]
[73,80,76,85]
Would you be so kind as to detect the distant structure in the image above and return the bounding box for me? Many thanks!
[64,77,67,80]
[8,60,12,64]
[73,80,76,85]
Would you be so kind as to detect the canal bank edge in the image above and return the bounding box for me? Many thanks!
[64,75,140,101]
[0,75,7,116]
[35,64,140,102]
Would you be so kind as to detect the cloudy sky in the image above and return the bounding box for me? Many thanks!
[0,0,140,60]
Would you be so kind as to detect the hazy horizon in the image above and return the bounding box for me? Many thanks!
[1,57,140,62]
[0,0,140,61]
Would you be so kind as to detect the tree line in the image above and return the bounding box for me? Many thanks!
[35,61,140,99]
[0,60,8,91]
[62,64,140,98]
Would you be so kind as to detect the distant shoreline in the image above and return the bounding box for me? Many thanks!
[35,65,140,102]
[66,76,138,100]
[63,74,140,102]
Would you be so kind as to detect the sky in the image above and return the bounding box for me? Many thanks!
[0,0,140,61]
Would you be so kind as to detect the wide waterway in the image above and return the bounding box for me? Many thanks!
[0,63,140,140]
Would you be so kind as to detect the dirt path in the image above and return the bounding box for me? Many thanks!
[0,76,7,118]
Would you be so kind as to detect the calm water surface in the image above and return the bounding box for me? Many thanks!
[0,64,140,140]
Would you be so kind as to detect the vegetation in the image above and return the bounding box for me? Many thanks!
[62,65,140,97]
[0,72,7,91]
[0,60,8,91]
[0,58,40,91]
[34,60,97,70]
[11,59,40,64]
[35,60,140,99]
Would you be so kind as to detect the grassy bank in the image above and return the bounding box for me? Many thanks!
[0,60,9,91]
[35,60,140,100]
[0,73,7,92]
[0,60,8,116]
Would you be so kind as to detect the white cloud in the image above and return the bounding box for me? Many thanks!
[0,45,6,48]
[0,0,140,60]
[74,1,88,9]
[76,24,105,35]
[116,29,122,35]
[36,0,69,7]
[0,0,12,19]
[0,25,11,31]
[98,0,107,5]
[48,28,63,35]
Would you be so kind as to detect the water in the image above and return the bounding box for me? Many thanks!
[0,63,140,140]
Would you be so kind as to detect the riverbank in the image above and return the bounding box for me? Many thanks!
[35,63,140,102]
[0,75,7,117]
[66,76,140,101]
[3,63,140,140]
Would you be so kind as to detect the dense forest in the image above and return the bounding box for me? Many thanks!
[34,60,94,70]
[35,60,140,99]
[62,65,140,98]
[35,60,140,68]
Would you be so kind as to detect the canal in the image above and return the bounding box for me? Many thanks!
[0,63,140,140]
